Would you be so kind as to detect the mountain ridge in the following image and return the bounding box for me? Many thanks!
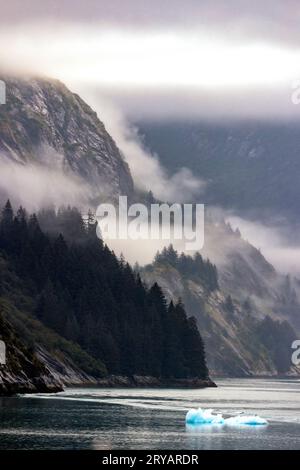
[138,119,300,224]
[0,76,299,388]
[0,75,134,205]
[141,241,300,377]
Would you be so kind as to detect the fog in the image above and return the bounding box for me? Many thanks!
[1,1,300,274]
[73,91,205,202]
[0,159,90,212]
[2,1,300,49]
[229,215,300,275]
[1,21,300,121]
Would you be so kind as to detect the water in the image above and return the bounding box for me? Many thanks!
[0,378,299,450]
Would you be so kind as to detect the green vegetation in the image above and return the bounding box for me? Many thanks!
[0,201,209,381]
[153,245,219,292]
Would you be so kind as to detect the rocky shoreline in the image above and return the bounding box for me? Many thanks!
[0,374,216,396]
[92,375,217,389]
[0,314,216,397]
[0,376,63,396]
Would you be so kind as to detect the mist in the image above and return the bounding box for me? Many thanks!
[2,1,300,49]
[0,159,90,212]
[74,90,206,202]
[1,21,300,122]
[1,4,300,275]
[228,214,300,275]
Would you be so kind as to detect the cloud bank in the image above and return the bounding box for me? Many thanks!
[74,91,205,202]
[228,214,300,275]
[1,18,300,121]
[1,1,300,48]
[0,159,89,212]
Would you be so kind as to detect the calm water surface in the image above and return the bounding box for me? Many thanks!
[0,378,299,450]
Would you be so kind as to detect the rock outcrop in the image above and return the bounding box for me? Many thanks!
[0,76,134,202]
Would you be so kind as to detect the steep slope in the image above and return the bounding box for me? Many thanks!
[0,203,214,393]
[0,307,62,395]
[202,217,300,332]
[0,301,107,395]
[0,254,108,395]
[0,76,134,202]
[141,243,300,377]
[138,120,300,223]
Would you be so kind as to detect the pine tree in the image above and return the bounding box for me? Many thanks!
[1,199,13,225]
[0,201,209,381]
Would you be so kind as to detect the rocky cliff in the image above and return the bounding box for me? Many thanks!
[0,295,107,395]
[142,223,300,377]
[0,76,134,203]
[0,312,62,395]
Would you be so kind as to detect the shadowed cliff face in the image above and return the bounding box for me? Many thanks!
[0,290,108,395]
[138,120,300,221]
[0,310,62,395]
[141,223,300,377]
[0,76,134,204]
[142,261,299,377]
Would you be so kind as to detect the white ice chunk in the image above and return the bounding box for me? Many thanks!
[186,409,268,426]
[225,414,268,426]
[186,408,225,425]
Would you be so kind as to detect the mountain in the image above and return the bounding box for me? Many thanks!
[0,77,215,393]
[202,212,300,335]
[0,76,134,203]
[141,233,300,377]
[138,120,300,223]
[0,76,298,385]
[0,202,214,394]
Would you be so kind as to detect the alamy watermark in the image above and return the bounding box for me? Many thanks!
[0,340,6,365]
[0,80,6,105]
[291,340,300,366]
[95,196,205,251]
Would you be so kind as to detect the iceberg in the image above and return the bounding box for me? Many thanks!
[225,414,268,426]
[186,408,268,426]
[186,408,225,425]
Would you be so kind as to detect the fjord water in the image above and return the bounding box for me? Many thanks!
[0,378,299,450]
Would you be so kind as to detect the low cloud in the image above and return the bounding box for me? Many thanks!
[1,22,300,122]
[228,214,300,275]
[1,1,300,48]
[75,90,206,202]
[0,158,89,212]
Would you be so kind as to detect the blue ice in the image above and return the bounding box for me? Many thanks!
[225,414,268,426]
[186,408,225,425]
[186,408,268,426]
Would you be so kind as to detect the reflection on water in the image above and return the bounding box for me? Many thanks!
[0,378,299,449]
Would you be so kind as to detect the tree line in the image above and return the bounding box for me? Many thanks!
[0,201,208,380]
[154,245,219,291]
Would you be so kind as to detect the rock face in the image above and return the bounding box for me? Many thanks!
[0,313,62,395]
[202,218,300,333]
[0,311,215,394]
[142,221,300,377]
[142,262,297,377]
[138,120,300,222]
[0,305,112,395]
[0,76,134,201]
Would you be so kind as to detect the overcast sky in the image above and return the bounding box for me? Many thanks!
[1,1,300,43]
[2,1,300,269]
[1,0,300,119]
